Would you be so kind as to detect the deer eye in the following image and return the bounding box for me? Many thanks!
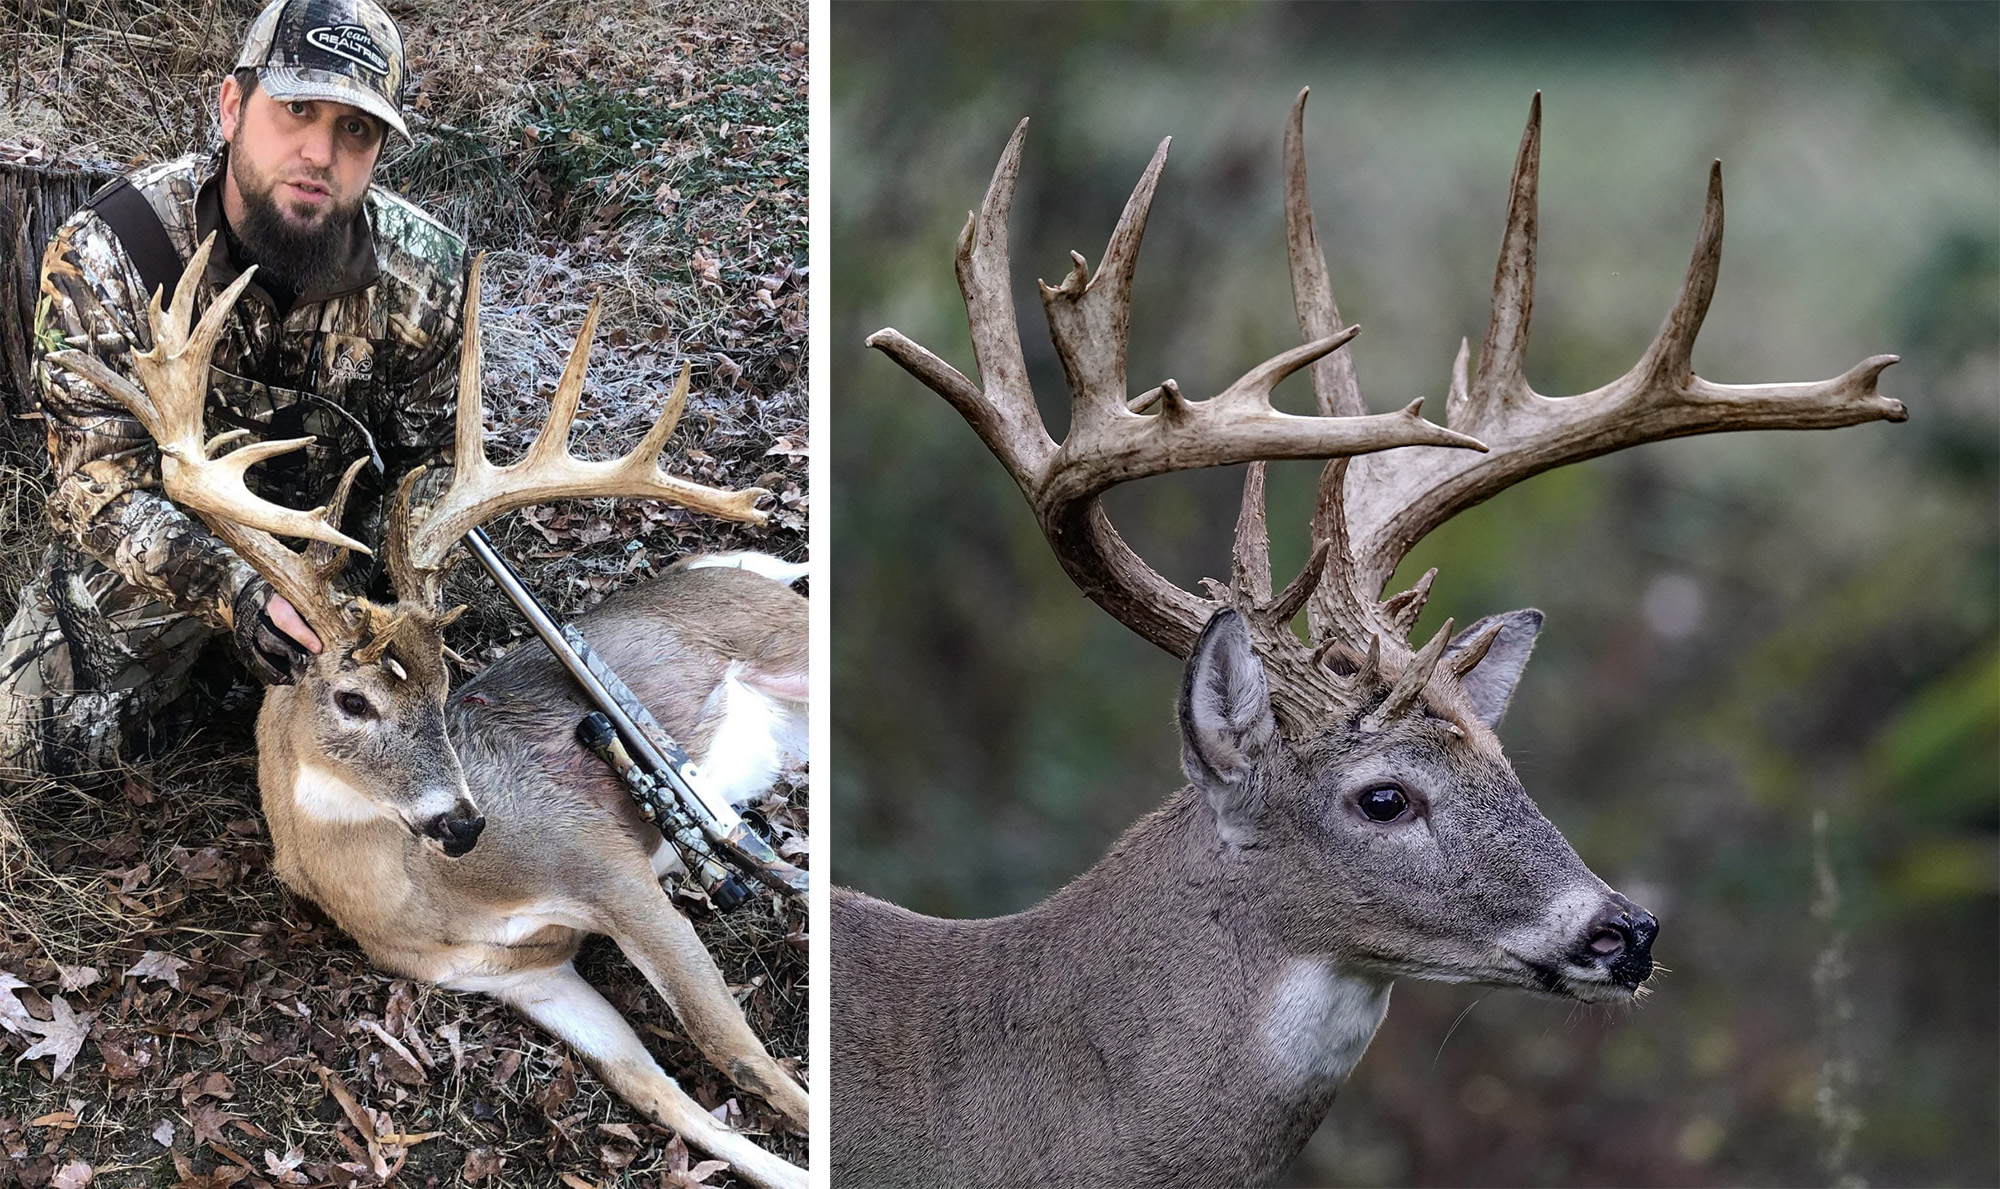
[335,691,376,720]
[1357,785,1409,822]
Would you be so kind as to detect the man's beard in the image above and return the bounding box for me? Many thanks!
[226,153,363,300]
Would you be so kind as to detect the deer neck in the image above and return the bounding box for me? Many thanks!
[254,688,408,919]
[993,788,1393,1166]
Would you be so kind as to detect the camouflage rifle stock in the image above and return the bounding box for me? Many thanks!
[463,528,809,903]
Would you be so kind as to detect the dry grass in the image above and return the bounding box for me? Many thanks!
[0,1,808,1185]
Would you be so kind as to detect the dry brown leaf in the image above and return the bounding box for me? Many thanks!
[49,1160,92,1189]
[187,1101,242,1147]
[0,972,35,1035]
[461,1146,504,1183]
[378,1130,443,1146]
[18,995,94,1080]
[530,1057,579,1114]
[55,964,100,992]
[179,1070,234,1105]
[128,950,192,988]
[261,1146,308,1186]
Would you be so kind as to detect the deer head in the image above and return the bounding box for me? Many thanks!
[51,237,769,857]
[868,90,1905,1001]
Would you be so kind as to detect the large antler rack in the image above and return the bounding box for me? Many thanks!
[386,253,771,608]
[872,91,1907,735]
[48,234,371,647]
[867,117,1488,724]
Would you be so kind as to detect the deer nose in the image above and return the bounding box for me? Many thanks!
[424,809,487,857]
[1583,896,1658,988]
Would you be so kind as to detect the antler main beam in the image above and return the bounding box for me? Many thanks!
[1335,93,1907,597]
[868,117,1486,661]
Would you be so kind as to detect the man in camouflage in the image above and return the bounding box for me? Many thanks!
[1,0,467,777]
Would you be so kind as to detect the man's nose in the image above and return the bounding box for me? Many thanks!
[299,121,334,168]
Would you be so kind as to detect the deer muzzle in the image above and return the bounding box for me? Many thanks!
[422,805,487,857]
[1577,893,1658,990]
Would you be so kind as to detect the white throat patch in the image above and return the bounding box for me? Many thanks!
[1260,958,1392,1089]
[293,762,391,825]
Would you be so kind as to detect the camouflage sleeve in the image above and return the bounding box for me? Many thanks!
[373,255,467,478]
[33,215,261,632]
[376,331,458,477]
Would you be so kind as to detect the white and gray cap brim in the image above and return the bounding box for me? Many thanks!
[254,64,412,145]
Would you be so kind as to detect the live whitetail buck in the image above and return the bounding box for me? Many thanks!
[831,91,1906,1187]
[52,243,810,1189]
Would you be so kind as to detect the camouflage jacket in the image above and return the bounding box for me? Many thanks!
[32,148,467,631]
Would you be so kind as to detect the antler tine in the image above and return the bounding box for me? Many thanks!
[1231,462,1274,604]
[867,120,1057,486]
[305,456,372,582]
[1465,92,1542,427]
[392,268,769,607]
[523,294,603,470]
[1365,617,1454,728]
[1283,90,1394,652]
[1285,87,1363,421]
[452,253,494,482]
[1631,160,1724,392]
[628,361,693,462]
[1445,617,1504,681]
[1039,136,1171,438]
[959,121,1039,421]
[1339,95,1906,600]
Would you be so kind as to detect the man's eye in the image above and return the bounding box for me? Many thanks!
[288,101,309,116]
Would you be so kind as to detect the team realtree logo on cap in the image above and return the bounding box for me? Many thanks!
[305,24,389,76]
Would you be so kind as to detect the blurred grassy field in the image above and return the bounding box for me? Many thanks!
[830,3,1997,1186]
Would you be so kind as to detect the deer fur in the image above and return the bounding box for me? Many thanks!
[262,564,809,1189]
[832,611,1641,1188]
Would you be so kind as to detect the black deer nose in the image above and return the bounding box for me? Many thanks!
[425,811,487,857]
[1585,896,1658,988]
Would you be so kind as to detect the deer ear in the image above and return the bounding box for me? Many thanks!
[1179,611,1280,825]
[1447,609,1544,729]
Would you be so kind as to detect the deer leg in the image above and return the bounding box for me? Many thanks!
[483,961,808,1189]
[607,892,811,1130]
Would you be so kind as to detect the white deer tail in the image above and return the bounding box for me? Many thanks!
[677,551,808,587]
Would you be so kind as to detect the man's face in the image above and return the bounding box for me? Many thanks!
[217,73,383,282]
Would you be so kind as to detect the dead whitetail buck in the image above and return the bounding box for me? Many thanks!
[833,91,1905,1187]
[53,240,811,1189]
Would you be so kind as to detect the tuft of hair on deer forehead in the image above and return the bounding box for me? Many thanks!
[341,599,460,688]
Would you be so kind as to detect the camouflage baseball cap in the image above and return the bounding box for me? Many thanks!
[235,0,410,145]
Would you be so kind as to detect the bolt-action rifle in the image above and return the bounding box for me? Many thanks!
[463,528,809,909]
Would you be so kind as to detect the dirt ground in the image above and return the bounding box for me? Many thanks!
[0,1,809,1186]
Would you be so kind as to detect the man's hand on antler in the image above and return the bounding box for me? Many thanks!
[233,580,323,686]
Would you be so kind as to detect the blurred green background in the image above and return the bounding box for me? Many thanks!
[831,3,1997,1186]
